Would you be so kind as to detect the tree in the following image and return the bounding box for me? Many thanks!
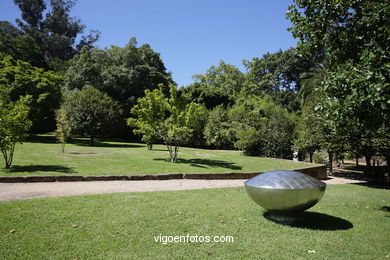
[294,100,322,163]
[244,48,314,111]
[12,0,99,65]
[0,89,31,168]
[203,105,233,149]
[0,31,46,68]
[227,95,296,158]
[64,38,172,131]
[183,103,208,148]
[128,85,202,162]
[0,53,62,133]
[298,63,326,107]
[62,86,122,145]
[0,21,22,37]
[55,108,71,153]
[288,0,390,175]
[182,61,244,109]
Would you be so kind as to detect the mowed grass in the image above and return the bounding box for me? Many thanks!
[0,135,311,176]
[0,184,389,259]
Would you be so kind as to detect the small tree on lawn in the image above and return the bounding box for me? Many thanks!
[55,108,72,153]
[62,86,122,145]
[128,84,203,162]
[0,90,31,168]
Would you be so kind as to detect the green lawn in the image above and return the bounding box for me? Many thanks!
[0,184,389,259]
[0,135,311,176]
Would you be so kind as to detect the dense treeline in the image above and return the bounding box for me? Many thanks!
[0,0,389,183]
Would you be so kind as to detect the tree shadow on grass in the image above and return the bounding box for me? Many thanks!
[376,206,390,218]
[377,206,390,212]
[26,135,57,143]
[154,158,242,170]
[70,139,144,148]
[263,211,353,231]
[5,165,76,174]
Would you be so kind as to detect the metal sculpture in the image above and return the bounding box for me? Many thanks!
[245,170,326,223]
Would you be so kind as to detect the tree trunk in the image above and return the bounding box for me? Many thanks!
[90,133,94,146]
[328,150,333,175]
[356,157,359,167]
[385,154,390,185]
[365,154,372,174]
[309,151,313,163]
[1,143,15,169]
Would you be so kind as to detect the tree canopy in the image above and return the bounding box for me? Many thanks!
[0,53,62,132]
[0,86,31,168]
[61,86,122,145]
[65,38,172,115]
[12,0,99,64]
[128,85,205,162]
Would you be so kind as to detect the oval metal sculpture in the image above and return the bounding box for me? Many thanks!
[245,170,326,224]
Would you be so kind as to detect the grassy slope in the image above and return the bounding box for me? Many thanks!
[0,136,310,176]
[0,184,389,259]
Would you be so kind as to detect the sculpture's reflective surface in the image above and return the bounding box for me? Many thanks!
[245,170,326,223]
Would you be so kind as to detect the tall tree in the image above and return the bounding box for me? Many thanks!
[182,61,244,109]
[65,38,172,118]
[288,0,390,175]
[244,48,314,111]
[13,0,99,65]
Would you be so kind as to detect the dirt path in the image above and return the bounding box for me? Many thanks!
[0,177,366,202]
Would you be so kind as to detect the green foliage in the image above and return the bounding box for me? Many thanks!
[128,85,203,162]
[0,53,62,132]
[0,31,46,68]
[0,88,31,168]
[234,128,261,156]
[287,0,389,66]
[203,105,233,149]
[204,95,296,158]
[231,96,296,158]
[244,48,314,111]
[318,60,389,169]
[183,102,208,147]
[141,133,160,150]
[13,0,99,63]
[298,63,326,107]
[182,61,244,109]
[65,39,172,123]
[288,0,390,171]
[62,86,122,145]
[55,108,71,153]
[294,98,323,162]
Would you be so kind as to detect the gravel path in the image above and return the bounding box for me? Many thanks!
[0,176,366,202]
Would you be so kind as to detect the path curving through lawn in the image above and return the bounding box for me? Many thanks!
[0,177,366,202]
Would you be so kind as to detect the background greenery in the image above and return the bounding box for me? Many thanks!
[1,0,389,178]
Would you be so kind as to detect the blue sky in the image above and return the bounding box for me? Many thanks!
[1,0,298,87]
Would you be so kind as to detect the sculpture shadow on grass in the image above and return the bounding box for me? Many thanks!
[263,211,353,231]
[154,158,242,170]
[6,165,76,174]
